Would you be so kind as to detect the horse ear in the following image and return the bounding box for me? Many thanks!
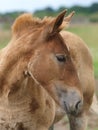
[48,10,67,35]
[46,10,74,36]
[52,10,67,33]
[61,11,75,29]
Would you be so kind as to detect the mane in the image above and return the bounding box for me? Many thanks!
[12,13,54,35]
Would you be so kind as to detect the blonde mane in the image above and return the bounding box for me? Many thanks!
[12,13,54,35]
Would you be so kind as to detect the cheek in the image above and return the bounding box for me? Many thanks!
[28,56,60,84]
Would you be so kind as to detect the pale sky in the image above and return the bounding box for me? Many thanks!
[0,0,98,13]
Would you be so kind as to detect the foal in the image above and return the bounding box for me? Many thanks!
[0,10,94,130]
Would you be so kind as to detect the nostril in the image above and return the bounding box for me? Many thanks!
[75,100,82,110]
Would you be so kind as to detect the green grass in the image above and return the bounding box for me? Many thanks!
[0,30,11,48]
[94,129,98,130]
[67,24,98,77]
[88,128,98,130]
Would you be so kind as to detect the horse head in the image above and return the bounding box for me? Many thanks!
[12,10,83,116]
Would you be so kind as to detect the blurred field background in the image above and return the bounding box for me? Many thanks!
[0,2,98,130]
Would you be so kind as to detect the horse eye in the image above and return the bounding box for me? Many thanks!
[56,54,66,62]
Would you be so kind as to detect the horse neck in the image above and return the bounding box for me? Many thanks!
[0,38,34,97]
[0,46,38,106]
